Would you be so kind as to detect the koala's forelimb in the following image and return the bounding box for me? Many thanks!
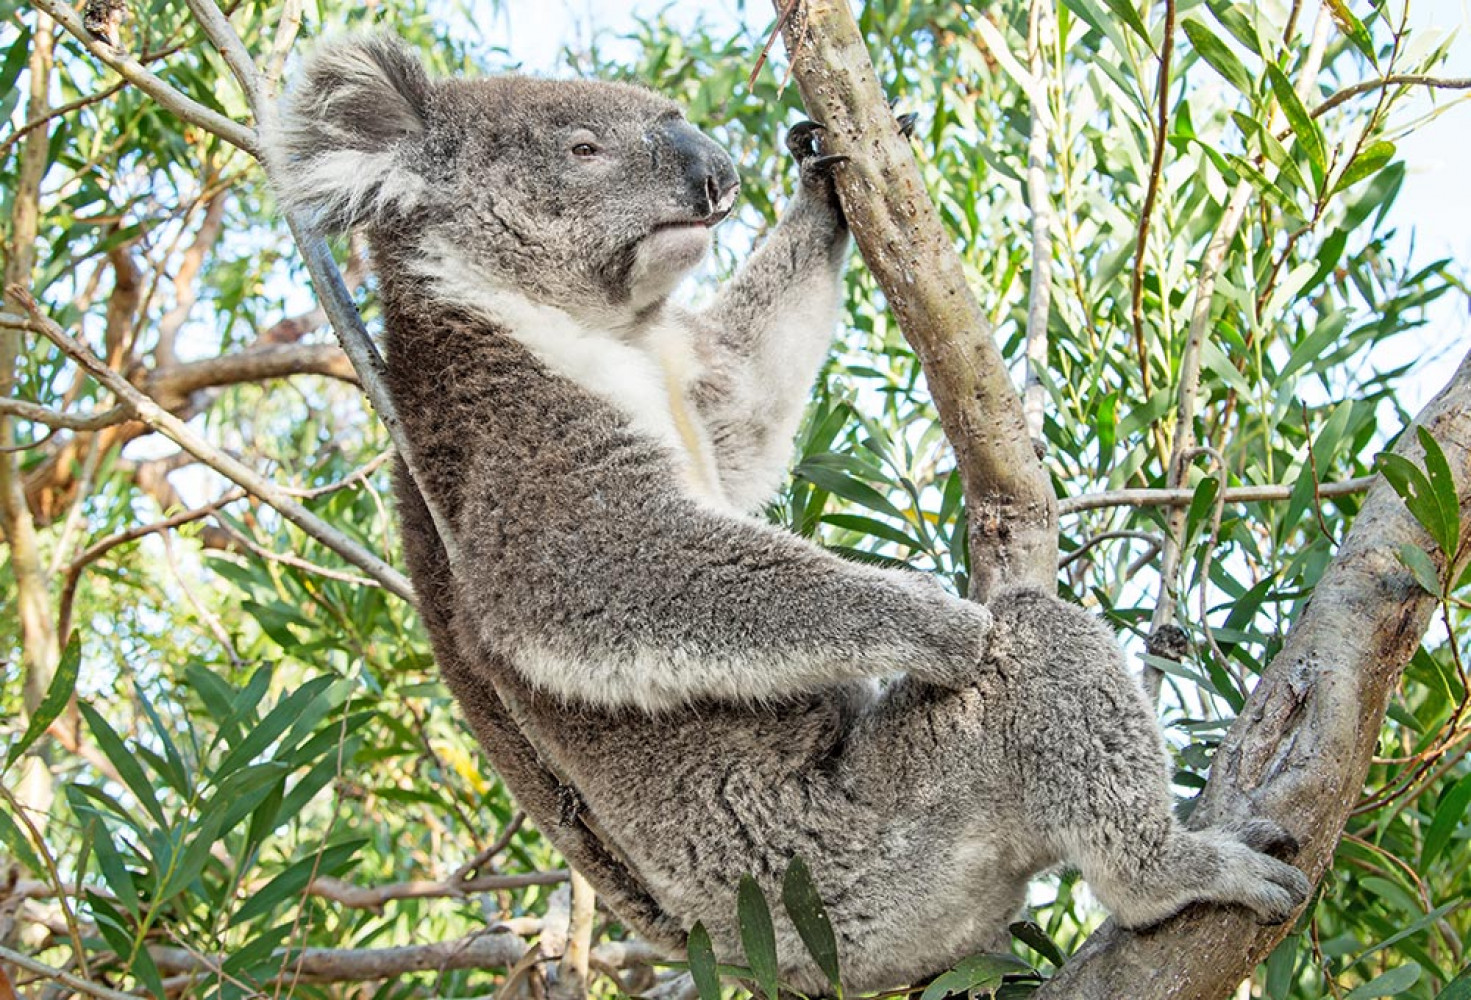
[692,123,851,512]
[452,417,993,712]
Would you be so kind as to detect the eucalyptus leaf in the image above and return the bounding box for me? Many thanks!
[782,857,842,993]
[737,874,780,1000]
[687,922,723,1000]
[6,633,80,771]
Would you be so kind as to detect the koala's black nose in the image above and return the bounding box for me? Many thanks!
[658,118,740,224]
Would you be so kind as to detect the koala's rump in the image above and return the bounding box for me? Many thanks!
[511,681,1029,990]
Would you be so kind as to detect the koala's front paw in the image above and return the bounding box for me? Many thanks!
[1235,850,1313,925]
[786,121,848,208]
[905,594,994,691]
[1203,830,1312,926]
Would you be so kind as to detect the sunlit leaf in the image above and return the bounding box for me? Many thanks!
[1267,63,1327,179]
[6,634,80,771]
[1182,19,1253,96]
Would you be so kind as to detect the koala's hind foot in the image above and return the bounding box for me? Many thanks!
[982,589,1312,931]
[1084,823,1312,929]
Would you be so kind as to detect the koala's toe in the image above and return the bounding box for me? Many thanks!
[895,110,919,138]
[803,154,849,178]
[1232,817,1300,859]
[1245,856,1312,925]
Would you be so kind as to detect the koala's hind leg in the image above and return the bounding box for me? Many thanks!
[983,588,1312,928]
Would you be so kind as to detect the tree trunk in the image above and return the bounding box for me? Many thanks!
[772,0,1058,601]
[1,12,59,721]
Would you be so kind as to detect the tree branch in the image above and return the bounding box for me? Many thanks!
[29,0,258,154]
[144,342,357,406]
[1039,345,1471,998]
[306,869,568,912]
[1059,475,1376,515]
[8,287,413,602]
[144,928,661,986]
[0,398,132,432]
[0,945,134,1000]
[149,931,527,983]
[771,0,1058,600]
[1313,73,1471,118]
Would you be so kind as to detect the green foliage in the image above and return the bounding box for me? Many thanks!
[1,0,1468,997]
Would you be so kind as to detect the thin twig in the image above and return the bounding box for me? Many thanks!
[0,785,89,979]
[0,397,133,431]
[29,0,258,153]
[0,80,127,160]
[0,946,131,1000]
[1129,0,1175,402]
[1059,475,1376,515]
[747,0,801,91]
[56,487,248,642]
[161,529,244,667]
[0,35,193,161]
[210,520,378,588]
[453,811,528,882]
[1021,0,1056,445]
[1059,530,1163,570]
[1313,73,1471,118]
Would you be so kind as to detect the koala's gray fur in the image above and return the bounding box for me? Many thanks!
[267,34,1310,993]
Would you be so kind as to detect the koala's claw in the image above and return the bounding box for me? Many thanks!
[1247,856,1313,925]
[786,120,825,161]
[896,111,919,138]
[806,153,850,175]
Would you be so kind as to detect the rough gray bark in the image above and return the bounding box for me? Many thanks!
[772,0,1058,601]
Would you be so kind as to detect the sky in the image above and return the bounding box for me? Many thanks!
[474,0,1471,410]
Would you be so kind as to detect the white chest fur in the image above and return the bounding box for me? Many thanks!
[412,250,724,503]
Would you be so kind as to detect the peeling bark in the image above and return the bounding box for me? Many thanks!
[772,0,1058,600]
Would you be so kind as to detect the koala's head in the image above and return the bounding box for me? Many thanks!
[266,34,739,319]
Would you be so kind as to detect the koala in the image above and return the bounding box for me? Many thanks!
[267,34,1311,993]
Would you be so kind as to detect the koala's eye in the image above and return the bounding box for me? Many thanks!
[571,142,600,158]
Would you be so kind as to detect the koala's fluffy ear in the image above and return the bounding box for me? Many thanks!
[265,33,432,233]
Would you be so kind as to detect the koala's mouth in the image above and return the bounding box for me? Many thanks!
[652,205,733,233]
[652,181,739,232]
